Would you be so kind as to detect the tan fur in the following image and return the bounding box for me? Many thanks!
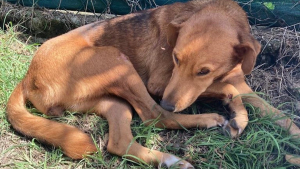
[6,0,300,168]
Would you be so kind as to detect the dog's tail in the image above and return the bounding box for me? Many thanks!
[6,82,97,159]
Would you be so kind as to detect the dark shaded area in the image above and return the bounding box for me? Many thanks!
[0,3,73,39]
[0,2,111,41]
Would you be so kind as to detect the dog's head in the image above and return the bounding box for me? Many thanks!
[161,9,261,112]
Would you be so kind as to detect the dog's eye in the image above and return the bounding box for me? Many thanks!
[197,68,210,76]
[173,53,179,65]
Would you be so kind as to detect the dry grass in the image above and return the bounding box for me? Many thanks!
[250,25,300,117]
[0,1,114,43]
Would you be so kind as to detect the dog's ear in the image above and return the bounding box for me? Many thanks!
[234,35,261,75]
[167,12,193,47]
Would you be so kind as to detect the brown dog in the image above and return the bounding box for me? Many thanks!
[6,0,300,168]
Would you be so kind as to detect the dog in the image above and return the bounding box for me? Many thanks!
[6,0,300,168]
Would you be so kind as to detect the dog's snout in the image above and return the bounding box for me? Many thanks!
[160,100,175,112]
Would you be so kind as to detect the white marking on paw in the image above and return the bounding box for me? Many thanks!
[160,154,194,169]
[162,155,181,167]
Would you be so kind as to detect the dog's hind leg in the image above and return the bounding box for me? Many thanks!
[93,96,194,169]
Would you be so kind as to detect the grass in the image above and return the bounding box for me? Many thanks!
[1,24,300,169]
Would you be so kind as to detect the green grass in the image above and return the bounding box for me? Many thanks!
[0,25,36,130]
[1,25,300,169]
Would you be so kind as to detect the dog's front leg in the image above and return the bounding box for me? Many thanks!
[93,96,194,169]
[108,56,227,130]
[201,82,249,137]
[229,80,300,165]
[115,78,227,130]
[230,80,300,138]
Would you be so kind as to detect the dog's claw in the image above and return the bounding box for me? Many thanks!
[177,161,194,169]
[220,120,228,127]
[206,114,227,128]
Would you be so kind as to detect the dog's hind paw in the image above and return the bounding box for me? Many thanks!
[160,154,194,169]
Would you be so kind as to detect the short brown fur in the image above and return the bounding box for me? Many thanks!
[6,0,300,168]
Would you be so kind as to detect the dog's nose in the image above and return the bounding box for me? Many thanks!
[160,100,175,112]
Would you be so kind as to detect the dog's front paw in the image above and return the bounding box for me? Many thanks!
[206,113,227,128]
[223,115,248,138]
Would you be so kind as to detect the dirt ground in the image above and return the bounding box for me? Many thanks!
[250,26,300,116]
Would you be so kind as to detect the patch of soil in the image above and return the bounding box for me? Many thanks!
[250,26,300,116]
